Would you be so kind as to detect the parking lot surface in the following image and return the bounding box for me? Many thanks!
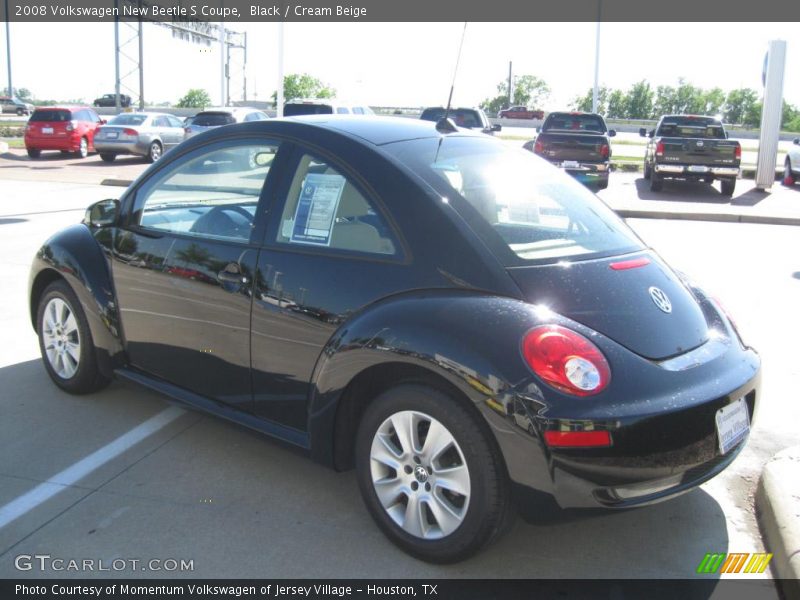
[0,155,796,586]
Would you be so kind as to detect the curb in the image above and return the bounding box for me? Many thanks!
[615,209,800,227]
[756,446,800,598]
[101,178,133,187]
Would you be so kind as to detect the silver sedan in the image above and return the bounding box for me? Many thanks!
[94,112,185,163]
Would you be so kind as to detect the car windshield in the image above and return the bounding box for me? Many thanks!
[543,113,606,133]
[193,112,236,126]
[657,117,725,139]
[109,114,148,126]
[284,103,334,116]
[30,109,71,122]
[384,136,643,265]
[420,109,483,128]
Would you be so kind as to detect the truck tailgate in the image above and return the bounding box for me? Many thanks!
[537,133,608,162]
[660,137,739,166]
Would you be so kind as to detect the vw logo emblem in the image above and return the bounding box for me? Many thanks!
[649,286,672,313]
[414,466,429,483]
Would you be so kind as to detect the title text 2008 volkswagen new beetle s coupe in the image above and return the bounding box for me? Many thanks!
[29,116,760,563]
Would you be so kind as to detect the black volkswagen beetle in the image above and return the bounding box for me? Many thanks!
[29,116,760,563]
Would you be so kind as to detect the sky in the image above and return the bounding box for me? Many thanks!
[1,22,797,110]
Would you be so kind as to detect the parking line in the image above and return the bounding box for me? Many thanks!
[0,406,184,529]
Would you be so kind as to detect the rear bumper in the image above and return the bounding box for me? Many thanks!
[655,163,740,178]
[94,139,150,156]
[24,133,81,151]
[546,159,609,175]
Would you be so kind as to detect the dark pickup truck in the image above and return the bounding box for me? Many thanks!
[93,93,132,108]
[524,111,615,189]
[642,115,741,196]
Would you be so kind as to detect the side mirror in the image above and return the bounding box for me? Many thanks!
[535,127,541,133]
[83,199,119,228]
[794,138,800,145]
[608,129,616,137]
[491,124,502,132]
[639,128,647,137]
[648,129,655,138]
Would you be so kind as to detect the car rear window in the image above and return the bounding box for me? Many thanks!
[193,112,236,126]
[384,136,643,266]
[420,109,482,128]
[284,103,334,116]
[30,109,71,122]
[109,114,148,126]
[542,113,606,133]
[657,117,725,139]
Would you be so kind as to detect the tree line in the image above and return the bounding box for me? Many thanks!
[571,78,800,130]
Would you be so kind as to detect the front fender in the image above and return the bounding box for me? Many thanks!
[28,224,123,377]
[307,290,559,490]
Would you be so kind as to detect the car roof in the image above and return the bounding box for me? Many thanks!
[32,106,90,112]
[282,115,483,146]
[198,107,263,114]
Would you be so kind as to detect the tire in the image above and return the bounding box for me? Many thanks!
[36,280,110,394]
[16,108,24,116]
[784,158,796,186]
[596,175,609,191]
[643,160,652,180]
[26,148,41,159]
[76,137,88,159]
[355,383,511,563]
[147,141,162,163]
[100,153,117,163]
[720,178,736,197]
[649,171,663,192]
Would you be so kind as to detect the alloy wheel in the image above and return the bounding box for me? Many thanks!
[41,297,81,379]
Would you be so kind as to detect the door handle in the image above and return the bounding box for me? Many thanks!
[217,263,249,285]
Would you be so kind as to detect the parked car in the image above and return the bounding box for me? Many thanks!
[284,98,375,116]
[94,112,185,163]
[93,93,132,108]
[642,115,741,196]
[783,137,800,186]
[419,107,501,135]
[29,117,759,563]
[524,111,615,189]
[24,106,104,159]
[0,95,34,115]
[184,107,269,139]
[498,105,544,120]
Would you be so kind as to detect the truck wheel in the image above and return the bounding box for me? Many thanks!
[643,160,652,180]
[720,179,736,197]
[596,175,609,191]
[355,383,511,563]
[784,158,796,186]
[649,172,663,192]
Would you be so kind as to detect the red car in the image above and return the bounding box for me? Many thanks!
[24,106,105,159]
[498,105,545,120]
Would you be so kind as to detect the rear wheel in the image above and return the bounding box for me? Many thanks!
[649,171,663,192]
[784,158,796,186]
[76,137,88,159]
[26,148,41,159]
[355,383,511,563]
[720,178,736,197]
[100,153,117,163]
[596,175,609,191]
[36,280,110,394]
[643,159,652,180]
[147,141,162,163]
[16,108,24,116]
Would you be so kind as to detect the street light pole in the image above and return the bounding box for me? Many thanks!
[592,0,601,113]
[4,0,12,96]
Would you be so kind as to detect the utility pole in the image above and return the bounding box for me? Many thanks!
[114,2,121,111]
[137,4,144,110]
[593,0,601,113]
[507,61,513,107]
[219,21,226,106]
[277,22,284,117]
[4,0,12,97]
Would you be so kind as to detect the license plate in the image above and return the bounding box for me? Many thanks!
[688,165,709,173]
[562,160,579,169]
[42,127,53,134]
[715,397,750,455]
[106,132,118,139]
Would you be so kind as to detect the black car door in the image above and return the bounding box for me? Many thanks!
[112,138,286,410]
[251,148,415,431]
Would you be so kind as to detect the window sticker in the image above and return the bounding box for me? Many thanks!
[290,173,346,246]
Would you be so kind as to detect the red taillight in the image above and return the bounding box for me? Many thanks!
[600,143,609,159]
[122,128,138,136]
[655,141,665,157]
[610,257,651,270]
[65,120,77,132]
[543,430,612,448]
[522,325,611,396]
[734,145,741,160]
[533,140,544,154]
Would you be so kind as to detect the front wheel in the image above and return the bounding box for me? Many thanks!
[720,178,736,197]
[355,384,511,563]
[16,108,24,116]
[36,280,110,394]
[147,141,162,163]
[784,159,796,186]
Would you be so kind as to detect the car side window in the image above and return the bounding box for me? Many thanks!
[244,111,265,122]
[132,142,279,243]
[336,107,350,114]
[352,107,364,115]
[275,154,397,256]
[167,116,184,128]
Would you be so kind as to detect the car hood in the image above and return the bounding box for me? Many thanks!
[507,251,709,360]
